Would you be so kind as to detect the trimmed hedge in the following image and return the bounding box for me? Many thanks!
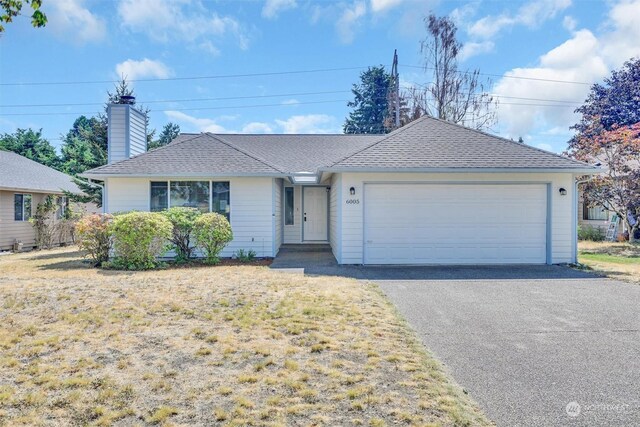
[111,212,173,270]
[162,207,202,262]
[75,213,113,266]
[193,213,233,264]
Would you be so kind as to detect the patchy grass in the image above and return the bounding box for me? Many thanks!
[578,241,640,284]
[0,247,491,426]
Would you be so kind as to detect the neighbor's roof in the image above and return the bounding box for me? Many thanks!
[83,116,597,178]
[0,150,81,194]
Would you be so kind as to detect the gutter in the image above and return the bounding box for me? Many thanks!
[318,167,601,174]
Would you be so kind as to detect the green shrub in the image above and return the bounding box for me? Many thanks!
[75,214,114,266]
[111,212,173,270]
[193,213,233,264]
[234,249,256,262]
[161,207,202,262]
[30,195,58,250]
[578,225,606,241]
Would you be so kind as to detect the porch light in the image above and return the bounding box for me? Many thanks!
[350,187,356,195]
[559,188,567,196]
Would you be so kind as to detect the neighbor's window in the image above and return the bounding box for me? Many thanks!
[56,196,68,220]
[212,181,230,220]
[170,181,210,212]
[285,187,294,225]
[150,181,169,212]
[583,202,607,221]
[14,194,32,221]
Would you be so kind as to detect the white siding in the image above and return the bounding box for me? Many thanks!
[273,179,282,255]
[107,105,127,163]
[283,185,302,243]
[128,107,147,157]
[104,176,275,257]
[329,174,341,261]
[337,172,576,265]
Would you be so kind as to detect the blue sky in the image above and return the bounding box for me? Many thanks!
[1,0,639,153]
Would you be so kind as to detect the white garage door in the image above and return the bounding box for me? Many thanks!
[364,183,548,265]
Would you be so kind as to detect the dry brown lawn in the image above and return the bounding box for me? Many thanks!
[578,241,640,284]
[0,247,491,426]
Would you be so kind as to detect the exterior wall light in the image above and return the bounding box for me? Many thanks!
[559,188,567,196]
[350,187,356,195]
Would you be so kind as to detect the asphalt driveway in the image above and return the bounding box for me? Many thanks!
[378,270,640,427]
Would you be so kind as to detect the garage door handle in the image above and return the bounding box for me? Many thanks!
[304,214,307,222]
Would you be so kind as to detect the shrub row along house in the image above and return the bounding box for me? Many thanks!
[82,101,598,265]
[0,150,86,251]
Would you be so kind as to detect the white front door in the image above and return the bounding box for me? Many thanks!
[303,187,328,241]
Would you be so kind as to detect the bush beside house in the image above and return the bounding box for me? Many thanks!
[73,210,236,270]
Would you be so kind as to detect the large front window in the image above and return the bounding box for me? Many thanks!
[150,181,230,218]
[171,181,210,212]
[14,194,32,221]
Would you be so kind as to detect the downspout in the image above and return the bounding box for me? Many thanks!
[88,178,106,214]
[574,175,596,263]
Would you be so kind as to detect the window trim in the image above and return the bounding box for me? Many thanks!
[14,193,32,222]
[284,186,294,226]
[149,180,230,220]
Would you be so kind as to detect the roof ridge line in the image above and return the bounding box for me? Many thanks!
[427,116,595,168]
[329,116,431,167]
[205,133,286,174]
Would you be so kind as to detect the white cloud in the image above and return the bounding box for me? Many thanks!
[494,0,640,140]
[536,143,554,152]
[336,1,367,43]
[370,0,405,13]
[562,15,577,31]
[45,0,106,44]
[241,122,274,133]
[117,0,251,52]
[262,0,297,19]
[459,41,495,61]
[275,115,337,133]
[164,111,228,133]
[468,0,571,39]
[115,59,172,81]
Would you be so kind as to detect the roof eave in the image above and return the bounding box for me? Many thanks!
[319,167,602,174]
[81,172,291,180]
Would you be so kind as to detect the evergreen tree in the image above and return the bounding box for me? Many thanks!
[0,128,60,169]
[344,66,392,134]
[149,122,180,150]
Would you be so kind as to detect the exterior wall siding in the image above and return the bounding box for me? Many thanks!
[273,178,282,255]
[337,172,576,265]
[329,174,341,261]
[107,106,127,163]
[128,108,147,157]
[104,176,275,257]
[283,185,302,243]
[0,190,78,251]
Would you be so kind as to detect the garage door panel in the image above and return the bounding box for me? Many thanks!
[364,184,547,265]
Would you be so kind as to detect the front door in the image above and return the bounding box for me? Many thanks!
[303,187,328,241]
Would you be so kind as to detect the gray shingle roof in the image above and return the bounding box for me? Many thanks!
[0,150,81,193]
[85,133,283,176]
[328,116,595,170]
[83,116,596,178]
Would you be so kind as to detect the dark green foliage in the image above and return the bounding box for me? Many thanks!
[235,249,256,262]
[344,66,392,134]
[572,58,640,137]
[0,0,47,32]
[0,128,60,169]
[577,225,605,242]
[149,123,180,150]
[162,207,201,262]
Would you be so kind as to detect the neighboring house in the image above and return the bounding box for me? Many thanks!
[578,188,612,232]
[83,104,598,265]
[0,150,83,251]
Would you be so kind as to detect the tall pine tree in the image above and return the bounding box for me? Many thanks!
[343,66,391,134]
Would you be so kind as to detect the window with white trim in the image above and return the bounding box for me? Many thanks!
[14,194,32,221]
[149,181,230,219]
[56,196,68,219]
[284,187,294,225]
